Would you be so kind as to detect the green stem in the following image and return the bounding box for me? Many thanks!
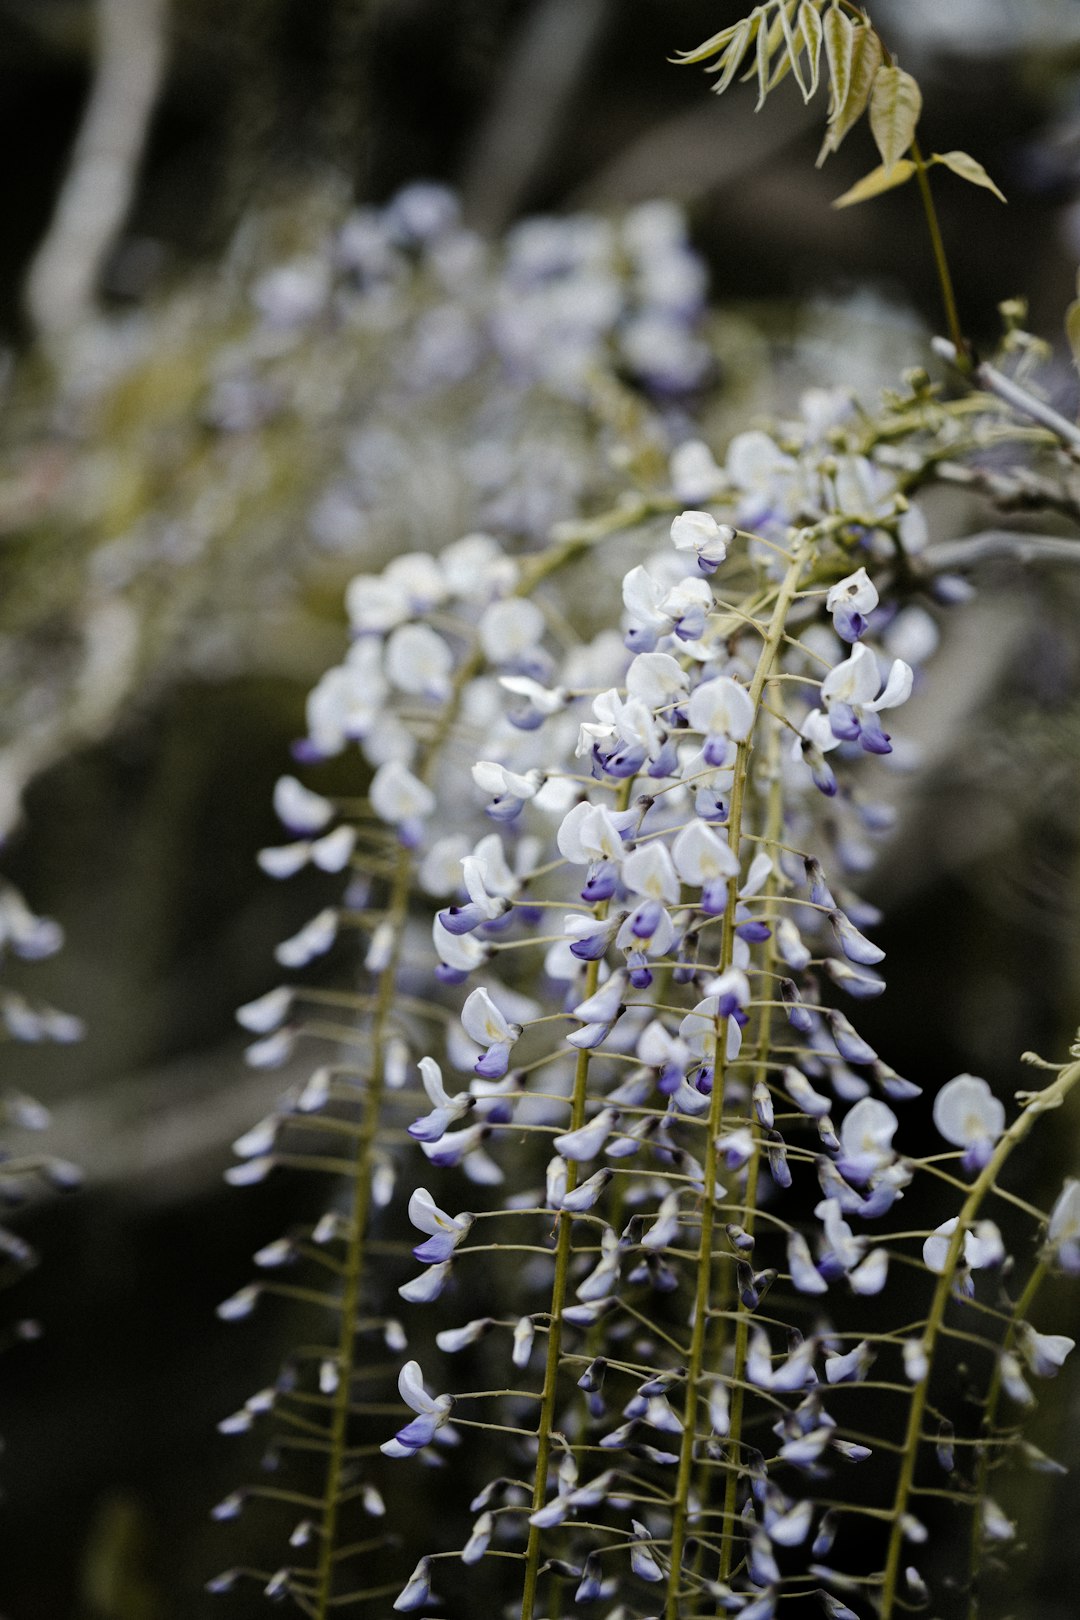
[664,547,809,1619]
[910,136,968,367]
[965,1260,1046,1620]
[832,4,968,363]
[717,691,785,1583]
[313,847,410,1618]
[880,1049,1080,1619]
[519,782,634,1620]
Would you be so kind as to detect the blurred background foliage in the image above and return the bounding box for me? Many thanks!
[3,0,1080,1614]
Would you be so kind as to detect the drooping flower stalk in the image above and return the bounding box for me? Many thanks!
[518,782,634,1620]
[879,1045,1080,1620]
[665,545,810,1615]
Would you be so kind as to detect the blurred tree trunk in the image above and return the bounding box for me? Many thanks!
[25,0,169,345]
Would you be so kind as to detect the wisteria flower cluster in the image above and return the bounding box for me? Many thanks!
[208,328,1080,1620]
[0,876,83,1500]
[203,7,1080,1616]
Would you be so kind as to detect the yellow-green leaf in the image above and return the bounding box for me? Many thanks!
[1067,298,1080,373]
[709,17,756,96]
[799,0,824,99]
[832,158,917,208]
[829,26,883,153]
[823,4,854,121]
[931,149,1007,203]
[753,3,778,108]
[778,0,810,101]
[766,40,796,94]
[671,18,746,66]
[869,66,922,171]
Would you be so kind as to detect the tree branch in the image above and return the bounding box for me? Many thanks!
[24,0,169,346]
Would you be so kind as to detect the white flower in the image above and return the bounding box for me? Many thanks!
[622,566,712,646]
[625,651,689,711]
[398,1263,451,1303]
[380,1362,454,1459]
[672,820,738,885]
[826,568,878,617]
[479,597,545,662]
[556,801,627,865]
[670,440,725,503]
[370,762,436,827]
[275,908,338,968]
[849,1247,889,1295]
[641,1191,682,1251]
[922,1217,1003,1275]
[885,604,939,665]
[471,760,543,802]
[838,1097,898,1181]
[1048,1178,1080,1270]
[385,623,454,699]
[273,775,334,834]
[382,549,447,612]
[500,673,566,716]
[461,986,522,1078]
[1017,1323,1075,1377]
[553,1107,617,1162]
[345,573,410,633]
[725,428,800,525]
[670,509,732,573]
[981,1498,1015,1545]
[932,1074,1004,1170]
[462,987,519,1048]
[819,643,913,753]
[672,820,739,914]
[421,836,473,896]
[306,646,387,756]
[687,676,754,763]
[236,987,293,1034]
[621,843,679,905]
[440,532,518,600]
[432,916,488,974]
[310,825,356,873]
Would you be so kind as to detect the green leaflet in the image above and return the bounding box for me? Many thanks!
[710,17,756,96]
[822,3,854,123]
[777,0,809,101]
[798,0,824,99]
[932,148,1007,202]
[833,157,916,208]
[670,14,754,67]
[821,24,883,162]
[869,65,922,171]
